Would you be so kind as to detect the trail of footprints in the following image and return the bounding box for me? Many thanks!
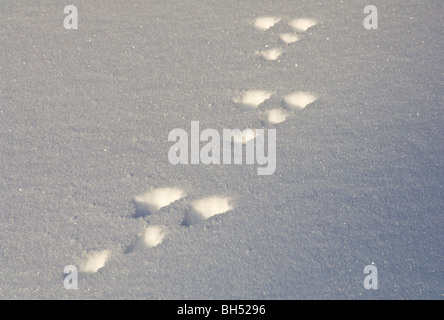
[127,187,232,253]
[243,15,319,126]
[77,15,319,277]
[77,189,233,276]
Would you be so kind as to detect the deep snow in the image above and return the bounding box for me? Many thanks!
[1,0,443,299]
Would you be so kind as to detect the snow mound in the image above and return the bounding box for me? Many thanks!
[289,18,317,32]
[283,91,317,110]
[127,225,169,252]
[263,108,288,124]
[253,16,281,31]
[257,48,282,61]
[278,33,300,44]
[233,90,273,109]
[184,196,233,226]
[79,250,111,274]
[133,187,186,217]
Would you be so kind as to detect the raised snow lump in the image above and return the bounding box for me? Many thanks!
[184,196,233,226]
[133,187,186,216]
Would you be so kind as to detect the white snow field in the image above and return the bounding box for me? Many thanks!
[1,0,443,299]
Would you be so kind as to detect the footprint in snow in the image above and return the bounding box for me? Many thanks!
[75,14,320,276]
[183,196,233,226]
[288,17,318,32]
[232,89,318,126]
[252,16,281,31]
[76,249,111,277]
[133,187,186,217]
[260,108,289,125]
[231,15,319,127]
[251,16,318,62]
[125,225,170,253]
[278,33,300,44]
[232,90,274,111]
[132,187,233,227]
[283,91,318,110]
[123,187,234,255]
[256,47,283,61]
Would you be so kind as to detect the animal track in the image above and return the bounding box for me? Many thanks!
[133,187,186,217]
[283,91,318,110]
[232,88,318,126]
[289,17,318,32]
[256,48,283,61]
[232,90,274,110]
[251,15,317,63]
[74,186,234,277]
[75,13,321,279]
[234,15,320,127]
[261,108,288,125]
[278,33,300,44]
[125,225,169,253]
[184,196,233,226]
[127,188,233,253]
[252,16,281,31]
[78,249,111,275]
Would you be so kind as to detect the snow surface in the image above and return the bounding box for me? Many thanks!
[1,0,443,299]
